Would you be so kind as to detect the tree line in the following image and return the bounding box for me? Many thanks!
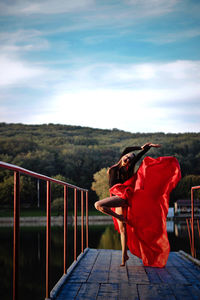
[0,123,199,209]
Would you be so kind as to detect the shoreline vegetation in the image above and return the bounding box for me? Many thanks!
[0,215,186,227]
[0,215,114,227]
[0,208,103,217]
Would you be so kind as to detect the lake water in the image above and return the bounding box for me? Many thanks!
[0,221,199,300]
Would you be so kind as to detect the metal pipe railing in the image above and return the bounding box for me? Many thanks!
[86,191,89,248]
[0,161,88,300]
[74,188,77,262]
[13,171,20,300]
[81,190,84,253]
[187,185,200,258]
[191,185,200,258]
[46,181,51,300]
[63,185,68,275]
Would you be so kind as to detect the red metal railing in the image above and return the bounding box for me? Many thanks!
[0,161,89,300]
[186,185,200,258]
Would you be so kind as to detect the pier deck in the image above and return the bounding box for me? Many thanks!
[52,249,200,300]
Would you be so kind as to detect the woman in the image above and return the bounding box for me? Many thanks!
[94,143,181,267]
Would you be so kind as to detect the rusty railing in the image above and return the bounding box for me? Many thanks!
[186,185,200,258]
[0,161,89,300]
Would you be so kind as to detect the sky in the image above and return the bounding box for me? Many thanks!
[0,0,200,133]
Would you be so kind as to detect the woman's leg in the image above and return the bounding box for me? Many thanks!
[94,196,127,222]
[95,197,129,266]
[116,207,129,266]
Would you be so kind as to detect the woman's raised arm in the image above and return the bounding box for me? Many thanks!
[119,146,142,159]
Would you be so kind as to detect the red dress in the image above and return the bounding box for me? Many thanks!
[110,156,181,268]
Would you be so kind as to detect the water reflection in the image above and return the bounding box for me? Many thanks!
[96,221,200,260]
[167,221,174,232]
[98,226,121,250]
[0,221,199,300]
[0,226,78,300]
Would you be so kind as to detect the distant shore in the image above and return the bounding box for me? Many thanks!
[0,215,193,227]
[0,215,114,227]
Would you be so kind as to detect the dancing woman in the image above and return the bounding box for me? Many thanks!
[94,143,181,267]
[94,143,159,266]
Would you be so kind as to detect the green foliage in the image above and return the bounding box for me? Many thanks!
[0,175,36,206]
[0,123,200,207]
[91,168,110,200]
[172,175,200,200]
[51,198,64,214]
[0,176,13,205]
[51,174,75,200]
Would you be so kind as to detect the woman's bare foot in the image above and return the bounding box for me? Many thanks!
[120,254,129,267]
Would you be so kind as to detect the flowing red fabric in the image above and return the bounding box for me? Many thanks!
[110,156,181,268]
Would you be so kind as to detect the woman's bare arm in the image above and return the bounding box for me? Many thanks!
[119,146,142,159]
[128,143,161,170]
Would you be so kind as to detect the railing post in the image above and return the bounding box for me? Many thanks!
[74,188,77,261]
[64,185,68,274]
[46,181,51,300]
[86,191,88,248]
[186,218,192,254]
[13,171,20,300]
[191,187,195,257]
[81,191,84,253]
[197,219,200,240]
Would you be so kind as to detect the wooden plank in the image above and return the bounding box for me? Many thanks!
[109,251,128,283]
[165,267,189,284]
[127,265,149,284]
[182,284,200,300]
[87,249,112,283]
[177,254,200,281]
[167,252,195,268]
[169,284,194,300]
[178,266,200,284]
[88,270,110,283]
[97,283,118,299]
[127,251,143,266]
[75,283,99,299]
[138,284,176,300]
[155,267,176,283]
[144,267,163,283]
[176,252,197,267]
[166,252,183,267]
[56,283,81,300]
[119,283,139,300]
[185,265,200,281]
[67,249,99,283]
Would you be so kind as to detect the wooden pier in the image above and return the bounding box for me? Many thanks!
[51,249,200,300]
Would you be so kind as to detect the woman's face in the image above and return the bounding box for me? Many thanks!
[121,153,135,166]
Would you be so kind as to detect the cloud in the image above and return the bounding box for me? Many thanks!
[17,59,198,133]
[53,60,200,94]
[141,28,200,44]
[0,0,94,15]
[0,29,50,87]
[1,55,199,97]
[0,55,46,86]
[125,0,179,17]
[0,29,49,54]
[27,86,200,133]
[0,0,178,25]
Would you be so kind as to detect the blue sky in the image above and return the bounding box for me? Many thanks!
[0,0,200,133]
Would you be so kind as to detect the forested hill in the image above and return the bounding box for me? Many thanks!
[0,123,200,206]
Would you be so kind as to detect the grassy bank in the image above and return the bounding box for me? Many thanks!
[0,207,102,217]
